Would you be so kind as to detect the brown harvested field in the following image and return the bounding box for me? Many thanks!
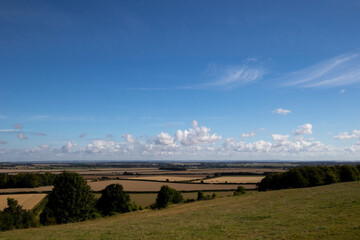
[0,186,53,193]
[0,194,46,210]
[124,175,206,182]
[196,176,265,184]
[0,167,284,175]
[88,180,248,192]
[0,180,251,194]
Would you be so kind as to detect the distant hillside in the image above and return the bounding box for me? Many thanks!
[1,181,359,240]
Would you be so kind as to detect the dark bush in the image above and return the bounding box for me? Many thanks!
[155,185,183,208]
[96,184,135,216]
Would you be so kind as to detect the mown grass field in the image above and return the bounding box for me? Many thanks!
[1,181,359,239]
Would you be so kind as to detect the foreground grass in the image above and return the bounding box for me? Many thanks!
[1,181,359,240]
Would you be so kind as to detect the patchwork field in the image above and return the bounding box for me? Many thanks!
[0,180,250,194]
[1,181,359,239]
[0,194,46,210]
[88,180,245,192]
[124,175,205,182]
[197,176,265,184]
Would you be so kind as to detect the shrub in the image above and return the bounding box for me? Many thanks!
[96,184,134,216]
[155,185,183,208]
[234,186,246,196]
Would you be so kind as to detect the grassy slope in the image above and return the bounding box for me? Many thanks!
[1,182,359,240]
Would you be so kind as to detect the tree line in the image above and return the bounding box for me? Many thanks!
[0,173,57,188]
[257,165,360,191]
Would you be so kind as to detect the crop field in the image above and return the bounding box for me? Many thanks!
[1,181,359,239]
[124,175,205,182]
[88,180,246,192]
[0,194,46,210]
[197,176,265,184]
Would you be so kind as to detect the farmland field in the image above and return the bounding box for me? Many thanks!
[197,176,265,184]
[124,175,205,182]
[0,194,46,210]
[1,181,359,239]
[95,191,234,207]
[0,180,250,194]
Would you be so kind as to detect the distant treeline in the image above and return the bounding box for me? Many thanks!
[0,173,57,188]
[258,165,360,191]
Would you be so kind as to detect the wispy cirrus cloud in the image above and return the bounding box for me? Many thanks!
[124,58,268,91]
[283,52,360,88]
[202,60,267,90]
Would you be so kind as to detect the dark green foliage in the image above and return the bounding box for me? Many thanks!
[258,165,360,191]
[96,184,135,216]
[197,191,204,200]
[155,185,184,208]
[0,172,56,188]
[196,191,217,200]
[234,186,246,196]
[0,198,38,231]
[40,171,96,225]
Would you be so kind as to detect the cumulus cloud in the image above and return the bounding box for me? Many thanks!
[122,134,136,143]
[334,129,360,140]
[241,131,256,138]
[175,120,222,145]
[79,132,87,138]
[13,123,23,129]
[61,141,76,153]
[293,124,313,135]
[154,132,176,146]
[17,133,27,140]
[273,108,291,115]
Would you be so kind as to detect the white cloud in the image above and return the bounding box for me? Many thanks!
[122,134,136,143]
[340,89,346,94]
[17,133,27,140]
[175,120,222,145]
[334,129,360,140]
[293,123,313,135]
[284,52,360,88]
[241,131,256,138]
[258,128,266,131]
[273,108,291,115]
[154,132,176,146]
[61,141,76,153]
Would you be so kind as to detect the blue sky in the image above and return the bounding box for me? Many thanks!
[1,0,360,161]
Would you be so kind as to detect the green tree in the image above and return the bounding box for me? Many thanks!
[197,191,204,200]
[0,198,37,231]
[40,171,96,225]
[96,184,134,216]
[155,185,183,208]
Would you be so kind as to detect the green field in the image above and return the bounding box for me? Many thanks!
[1,181,359,239]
